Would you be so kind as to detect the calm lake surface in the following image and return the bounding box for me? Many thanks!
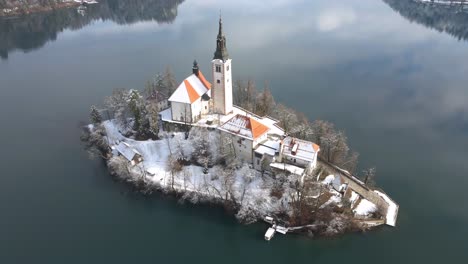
[1,0,467,263]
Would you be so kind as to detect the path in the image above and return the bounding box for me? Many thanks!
[318,159,399,227]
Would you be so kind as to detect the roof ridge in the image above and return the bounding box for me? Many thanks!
[197,71,212,90]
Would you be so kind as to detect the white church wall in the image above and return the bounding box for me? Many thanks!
[201,99,210,115]
[190,98,203,122]
[171,102,192,123]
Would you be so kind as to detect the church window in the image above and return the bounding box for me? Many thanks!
[216,65,222,72]
[217,79,221,84]
[227,79,229,82]
[227,65,230,71]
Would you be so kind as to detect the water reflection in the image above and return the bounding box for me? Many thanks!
[0,0,184,59]
[384,0,468,41]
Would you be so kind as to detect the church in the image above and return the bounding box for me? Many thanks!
[161,16,320,174]
[166,16,232,123]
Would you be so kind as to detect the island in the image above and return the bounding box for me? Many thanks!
[82,16,399,239]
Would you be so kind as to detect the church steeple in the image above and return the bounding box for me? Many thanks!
[213,15,229,61]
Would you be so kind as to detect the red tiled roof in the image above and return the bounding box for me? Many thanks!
[220,114,270,140]
[169,69,212,104]
[250,117,269,139]
[184,80,199,104]
[313,143,320,152]
[197,71,211,90]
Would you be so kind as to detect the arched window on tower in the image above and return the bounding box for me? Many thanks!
[216,65,222,73]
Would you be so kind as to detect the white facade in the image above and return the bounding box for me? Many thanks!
[168,71,211,124]
[221,134,253,163]
[278,137,320,173]
[212,58,233,115]
[171,101,192,123]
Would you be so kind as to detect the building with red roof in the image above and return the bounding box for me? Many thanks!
[168,61,212,123]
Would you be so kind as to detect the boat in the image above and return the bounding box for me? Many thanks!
[264,227,275,241]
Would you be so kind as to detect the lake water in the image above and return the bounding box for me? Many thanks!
[1,0,467,263]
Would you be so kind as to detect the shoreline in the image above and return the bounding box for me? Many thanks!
[0,2,80,17]
[82,120,397,239]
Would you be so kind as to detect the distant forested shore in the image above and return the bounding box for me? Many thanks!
[0,0,79,17]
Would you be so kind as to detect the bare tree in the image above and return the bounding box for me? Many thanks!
[362,167,377,187]
[256,81,275,116]
[81,124,109,159]
[166,154,182,191]
[108,156,131,181]
[233,79,256,113]
[287,174,323,225]
[273,104,300,133]
[190,127,213,170]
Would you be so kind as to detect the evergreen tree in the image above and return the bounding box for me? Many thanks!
[90,105,102,124]
[154,73,166,93]
[128,89,148,137]
[163,66,177,95]
[148,105,159,137]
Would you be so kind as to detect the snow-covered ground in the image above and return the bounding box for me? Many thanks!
[103,120,293,220]
[101,120,387,227]
[320,191,342,209]
[353,199,377,217]
[270,163,304,176]
[350,191,359,208]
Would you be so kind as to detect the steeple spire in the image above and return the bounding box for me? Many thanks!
[218,11,223,37]
[213,14,229,61]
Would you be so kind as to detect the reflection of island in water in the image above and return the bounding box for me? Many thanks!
[384,0,468,41]
[0,0,184,59]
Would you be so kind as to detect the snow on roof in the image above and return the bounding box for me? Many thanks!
[282,136,319,163]
[322,174,344,192]
[219,114,270,140]
[270,162,305,175]
[159,107,172,122]
[255,145,276,156]
[115,142,141,161]
[255,138,281,156]
[259,116,285,137]
[168,72,211,104]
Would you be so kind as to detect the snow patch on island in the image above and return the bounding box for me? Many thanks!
[353,199,377,217]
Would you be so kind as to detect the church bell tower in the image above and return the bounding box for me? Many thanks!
[212,15,233,115]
